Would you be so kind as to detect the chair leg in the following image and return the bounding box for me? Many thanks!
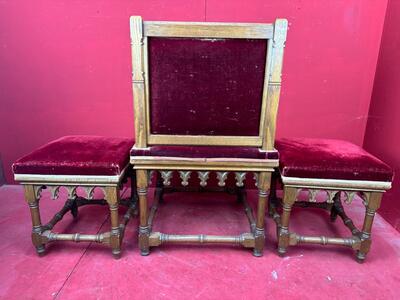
[105,187,121,259]
[277,186,296,256]
[253,172,271,257]
[356,192,382,263]
[137,169,150,256]
[24,185,45,256]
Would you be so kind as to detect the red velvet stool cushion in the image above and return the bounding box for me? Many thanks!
[131,145,278,160]
[275,138,393,182]
[13,136,134,176]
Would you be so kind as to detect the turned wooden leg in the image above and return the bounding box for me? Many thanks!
[356,192,382,263]
[24,185,45,256]
[278,187,296,256]
[105,186,121,259]
[253,172,271,257]
[137,169,150,256]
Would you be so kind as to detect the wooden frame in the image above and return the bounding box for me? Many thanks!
[269,176,390,262]
[130,16,288,256]
[130,16,288,150]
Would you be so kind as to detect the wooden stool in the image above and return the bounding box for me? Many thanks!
[13,136,136,258]
[270,138,393,262]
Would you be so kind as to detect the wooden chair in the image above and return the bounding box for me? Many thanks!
[129,16,288,256]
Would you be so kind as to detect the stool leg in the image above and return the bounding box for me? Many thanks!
[24,185,45,256]
[105,187,121,259]
[278,186,296,256]
[137,169,150,256]
[356,192,382,263]
[253,172,271,257]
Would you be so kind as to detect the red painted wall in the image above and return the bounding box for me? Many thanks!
[364,0,400,230]
[0,0,387,183]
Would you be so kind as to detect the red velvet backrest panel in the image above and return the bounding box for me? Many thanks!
[148,37,267,136]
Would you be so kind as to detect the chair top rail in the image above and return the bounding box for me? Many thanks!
[143,20,274,39]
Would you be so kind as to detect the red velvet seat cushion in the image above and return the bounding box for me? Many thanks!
[275,138,393,182]
[13,136,134,176]
[131,145,278,160]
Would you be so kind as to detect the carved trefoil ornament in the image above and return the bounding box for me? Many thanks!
[216,172,228,187]
[179,171,191,186]
[160,171,173,186]
[235,172,246,187]
[197,171,210,187]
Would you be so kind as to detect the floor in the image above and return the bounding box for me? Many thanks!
[0,184,399,300]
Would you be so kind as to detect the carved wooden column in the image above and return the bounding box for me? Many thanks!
[105,186,121,258]
[130,16,148,148]
[357,192,382,262]
[253,172,271,256]
[137,169,150,255]
[262,18,288,151]
[278,186,297,255]
[24,185,45,256]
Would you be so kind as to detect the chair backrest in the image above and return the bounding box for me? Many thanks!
[130,17,287,151]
